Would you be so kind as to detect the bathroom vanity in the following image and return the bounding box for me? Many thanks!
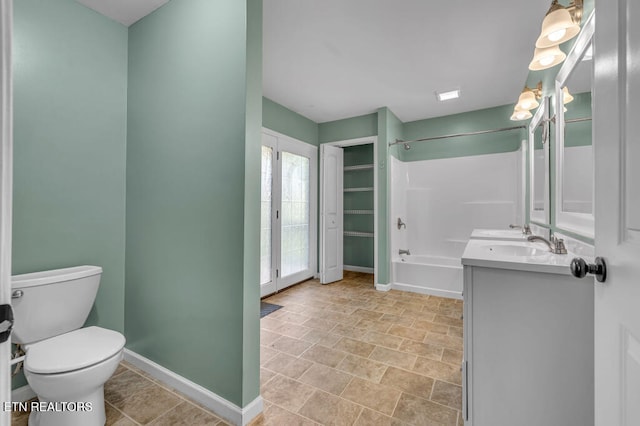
[461,239,594,426]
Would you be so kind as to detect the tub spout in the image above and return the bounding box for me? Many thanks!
[399,249,411,256]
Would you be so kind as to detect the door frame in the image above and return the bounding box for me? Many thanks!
[0,0,12,424]
[320,136,378,283]
[261,128,318,296]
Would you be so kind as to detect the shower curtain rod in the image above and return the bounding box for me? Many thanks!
[388,124,526,147]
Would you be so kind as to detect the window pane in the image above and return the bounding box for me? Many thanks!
[260,146,273,285]
[281,151,310,277]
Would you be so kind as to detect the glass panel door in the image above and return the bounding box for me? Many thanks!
[260,145,273,285]
[281,152,310,277]
[260,130,317,297]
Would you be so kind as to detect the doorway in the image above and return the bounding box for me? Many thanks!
[319,137,377,285]
[260,129,318,297]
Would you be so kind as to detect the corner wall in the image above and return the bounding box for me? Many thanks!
[125,0,260,407]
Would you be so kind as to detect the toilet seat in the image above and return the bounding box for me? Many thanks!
[25,326,125,375]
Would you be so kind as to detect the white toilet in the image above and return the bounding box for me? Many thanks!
[12,266,126,426]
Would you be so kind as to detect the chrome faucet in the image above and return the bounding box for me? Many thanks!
[399,249,411,256]
[527,235,567,254]
[510,224,532,235]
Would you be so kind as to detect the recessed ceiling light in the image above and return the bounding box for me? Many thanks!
[436,89,460,102]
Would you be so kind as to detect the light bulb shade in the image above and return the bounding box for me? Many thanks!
[510,107,532,121]
[516,90,540,111]
[536,6,581,48]
[562,86,574,104]
[529,45,567,70]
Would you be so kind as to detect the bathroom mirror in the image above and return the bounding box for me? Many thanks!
[555,11,594,238]
[529,97,550,225]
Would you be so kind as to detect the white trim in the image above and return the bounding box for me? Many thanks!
[554,11,595,239]
[375,282,392,292]
[123,349,262,426]
[0,2,12,425]
[11,384,36,403]
[343,265,374,273]
[260,128,318,296]
[529,96,550,226]
[391,282,463,300]
[322,136,379,284]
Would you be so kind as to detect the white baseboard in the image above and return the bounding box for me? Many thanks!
[375,282,392,292]
[344,265,374,273]
[12,384,36,402]
[391,282,463,300]
[123,349,262,426]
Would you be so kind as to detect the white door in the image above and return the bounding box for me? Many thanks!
[320,145,343,284]
[593,2,640,424]
[260,130,317,297]
[0,1,12,425]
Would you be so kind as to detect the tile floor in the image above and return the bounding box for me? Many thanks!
[11,361,231,426]
[254,271,464,426]
[11,271,463,426]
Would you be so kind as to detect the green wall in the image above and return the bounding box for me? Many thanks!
[263,97,318,145]
[12,0,128,390]
[318,113,378,143]
[401,104,525,162]
[125,0,260,407]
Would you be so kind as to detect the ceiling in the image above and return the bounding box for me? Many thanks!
[76,0,169,27]
[76,0,552,124]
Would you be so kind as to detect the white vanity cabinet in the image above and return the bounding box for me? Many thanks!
[461,240,594,426]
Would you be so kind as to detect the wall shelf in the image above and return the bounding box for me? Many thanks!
[343,164,374,171]
[344,187,374,192]
[344,210,373,215]
[344,231,374,238]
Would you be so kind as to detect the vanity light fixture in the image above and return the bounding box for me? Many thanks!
[562,86,574,104]
[529,45,567,70]
[510,107,533,121]
[536,0,583,48]
[516,83,543,110]
[436,89,460,101]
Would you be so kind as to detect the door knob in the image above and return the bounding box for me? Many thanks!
[570,257,607,282]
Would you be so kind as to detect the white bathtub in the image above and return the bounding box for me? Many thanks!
[392,255,463,299]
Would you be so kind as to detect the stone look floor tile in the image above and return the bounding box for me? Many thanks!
[441,348,463,366]
[369,346,418,370]
[387,324,427,342]
[430,380,463,410]
[298,391,362,425]
[423,333,463,351]
[148,401,222,425]
[257,404,317,426]
[413,357,462,386]
[268,335,313,356]
[301,344,347,367]
[392,392,458,425]
[398,339,443,360]
[361,331,404,349]
[333,337,376,357]
[298,363,353,395]
[260,375,316,412]
[411,319,450,335]
[336,354,389,383]
[112,382,183,424]
[341,377,402,416]
[262,353,313,379]
[260,329,282,346]
[260,345,280,365]
[380,366,435,398]
[104,370,154,404]
[354,408,408,426]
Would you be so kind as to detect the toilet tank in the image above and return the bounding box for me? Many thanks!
[11,266,102,345]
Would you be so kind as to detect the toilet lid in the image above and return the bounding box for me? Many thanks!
[24,326,125,374]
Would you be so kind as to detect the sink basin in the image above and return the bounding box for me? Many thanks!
[486,244,548,257]
[470,229,528,241]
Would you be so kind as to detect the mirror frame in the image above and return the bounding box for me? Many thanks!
[529,96,550,226]
[555,11,595,239]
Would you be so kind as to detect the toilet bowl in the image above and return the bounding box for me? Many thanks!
[12,266,126,426]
